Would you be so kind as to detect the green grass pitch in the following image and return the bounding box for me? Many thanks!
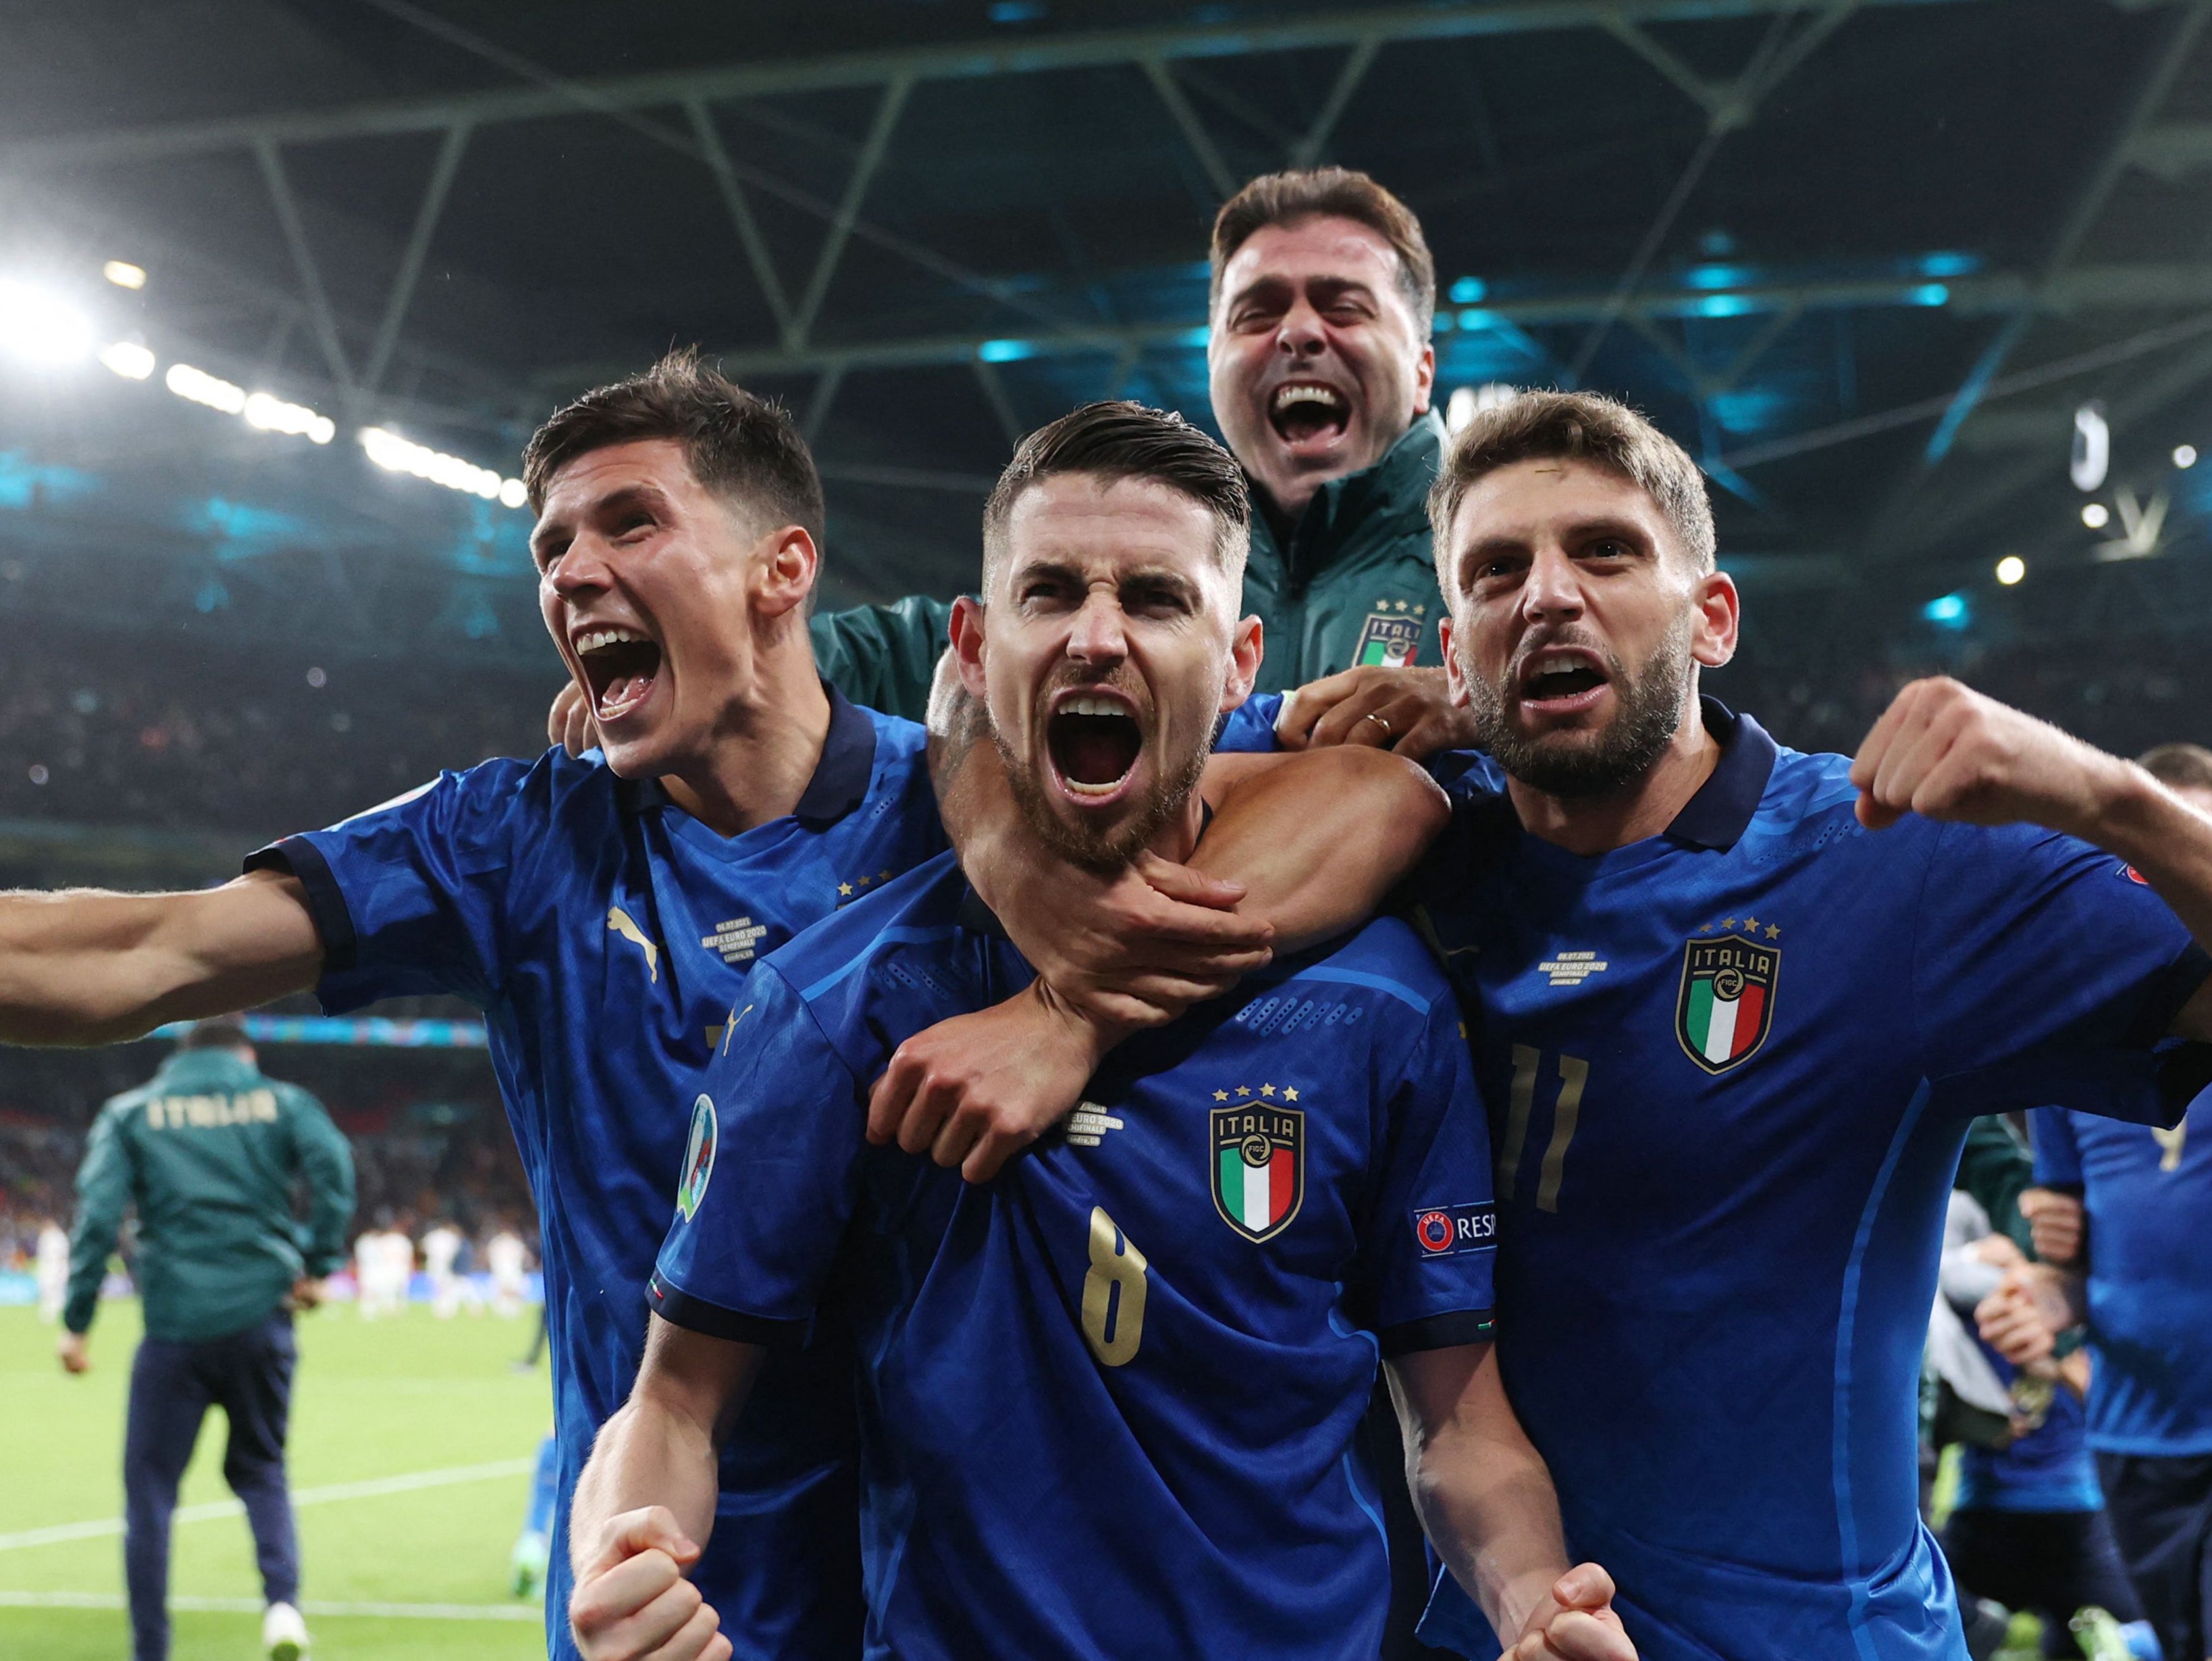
[0,1300,553,1659]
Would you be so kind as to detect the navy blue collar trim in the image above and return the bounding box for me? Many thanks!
[623,681,877,828]
[793,683,878,826]
[1664,697,1777,853]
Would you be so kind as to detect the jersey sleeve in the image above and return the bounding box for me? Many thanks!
[286,1089,357,1278]
[1351,993,1497,1356]
[63,1103,132,1334]
[808,595,956,722]
[1911,821,2209,1097]
[650,964,868,1344]
[1212,693,1284,753]
[2030,1106,2085,1189]
[243,763,532,1011]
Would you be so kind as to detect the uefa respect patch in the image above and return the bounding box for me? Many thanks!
[675,1094,716,1223]
[1412,1203,1497,1258]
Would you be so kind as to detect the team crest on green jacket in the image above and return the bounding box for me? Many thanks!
[1677,930,1780,1074]
[1351,602,1423,669]
[676,1095,716,1221]
[1211,1103,1304,1242]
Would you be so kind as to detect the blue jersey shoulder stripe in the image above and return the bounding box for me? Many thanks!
[1274,963,1437,1015]
[798,924,965,1001]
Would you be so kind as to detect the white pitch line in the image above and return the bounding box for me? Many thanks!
[0,1589,539,1621]
[0,1456,534,1554]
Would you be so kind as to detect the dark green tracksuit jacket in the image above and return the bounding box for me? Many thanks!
[65,1049,357,1343]
[808,415,1450,717]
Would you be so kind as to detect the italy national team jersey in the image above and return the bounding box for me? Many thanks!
[1411,700,2206,1661]
[244,688,945,1661]
[652,851,1496,1661]
[2032,1092,2212,1455]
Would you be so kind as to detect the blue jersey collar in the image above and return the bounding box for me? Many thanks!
[627,681,879,829]
[1663,697,1779,853]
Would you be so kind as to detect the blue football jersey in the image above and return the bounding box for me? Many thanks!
[246,688,945,1661]
[2032,1092,2212,1456]
[652,851,1496,1661]
[1413,700,2205,1661]
[1954,1348,2102,1515]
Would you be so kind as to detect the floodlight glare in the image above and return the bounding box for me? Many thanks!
[2071,402,2110,492]
[0,282,95,364]
[1995,555,2026,586]
[99,341,156,380]
[360,426,510,502]
[499,478,528,510]
[2175,444,2198,469]
[244,391,336,444]
[165,362,247,415]
[103,261,147,290]
[2081,501,2110,529]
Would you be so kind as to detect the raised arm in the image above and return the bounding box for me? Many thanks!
[0,870,322,1046]
[568,1315,762,1661]
[1387,1343,1636,1661]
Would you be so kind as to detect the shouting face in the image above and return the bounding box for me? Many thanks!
[1438,457,1737,799]
[955,474,1261,871]
[531,438,815,783]
[1207,215,1435,522]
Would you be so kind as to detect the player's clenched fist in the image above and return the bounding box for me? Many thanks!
[569,1507,729,1661]
[2018,1186,2085,1266]
[1507,1564,1638,1660]
[1849,677,2126,837]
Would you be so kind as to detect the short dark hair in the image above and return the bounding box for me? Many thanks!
[178,1016,251,1052]
[1210,167,1436,336]
[1430,389,1716,574]
[980,401,1250,592]
[2140,741,2212,792]
[521,348,825,546]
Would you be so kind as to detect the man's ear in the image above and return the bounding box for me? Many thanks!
[1219,615,1264,712]
[1691,570,1740,670]
[1440,614,1472,708]
[1409,340,1438,418]
[753,525,819,620]
[949,596,989,702]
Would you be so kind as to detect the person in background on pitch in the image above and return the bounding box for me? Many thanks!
[58,1016,355,1661]
[548,167,1476,758]
[1982,741,2212,1661]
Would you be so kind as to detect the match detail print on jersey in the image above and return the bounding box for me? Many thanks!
[1211,1104,1305,1242]
[1676,929,1781,1074]
[676,1094,716,1222]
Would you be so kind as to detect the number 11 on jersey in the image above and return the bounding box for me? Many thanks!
[1501,1046,1589,1213]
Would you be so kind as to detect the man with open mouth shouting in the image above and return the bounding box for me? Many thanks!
[0,358,1442,1661]
[565,401,1637,1661]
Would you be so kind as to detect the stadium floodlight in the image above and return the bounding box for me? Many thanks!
[2081,501,2110,530]
[103,261,147,290]
[98,341,155,380]
[2071,402,2110,492]
[0,281,94,364]
[1995,555,2026,586]
[1446,383,1519,433]
[500,477,529,510]
[165,361,247,415]
[360,425,519,504]
[2175,444,2198,470]
[243,390,336,445]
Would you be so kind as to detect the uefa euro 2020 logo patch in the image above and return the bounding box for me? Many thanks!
[676,1094,717,1222]
[1676,921,1781,1074]
[1412,1203,1496,1257]
[1211,1102,1304,1242]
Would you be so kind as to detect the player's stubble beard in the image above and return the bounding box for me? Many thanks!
[993,687,1213,876]
[1462,606,1696,799]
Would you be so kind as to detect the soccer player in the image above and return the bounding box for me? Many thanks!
[566,401,1633,1661]
[34,1212,68,1322]
[485,1222,531,1320]
[883,390,2212,1660]
[0,355,1438,1661]
[423,1217,467,1319]
[1978,743,2212,1661]
[57,1016,354,1661]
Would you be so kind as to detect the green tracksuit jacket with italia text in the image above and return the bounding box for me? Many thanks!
[65,1048,357,1342]
[808,414,1449,716]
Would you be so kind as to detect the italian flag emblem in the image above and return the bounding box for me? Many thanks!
[1211,1105,1305,1242]
[1676,935,1781,1074]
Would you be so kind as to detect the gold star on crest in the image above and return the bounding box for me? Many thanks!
[878,869,891,882]
[1743,916,1760,932]
[1213,1089,1228,1101]
[1260,1083,1275,1097]
[1722,917,1737,930]
[1282,1086,1299,1103]
[1697,922,1713,933]
[1766,924,1781,940]
[1235,1084,1251,1097]
[837,882,853,897]
[1393,599,1408,612]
